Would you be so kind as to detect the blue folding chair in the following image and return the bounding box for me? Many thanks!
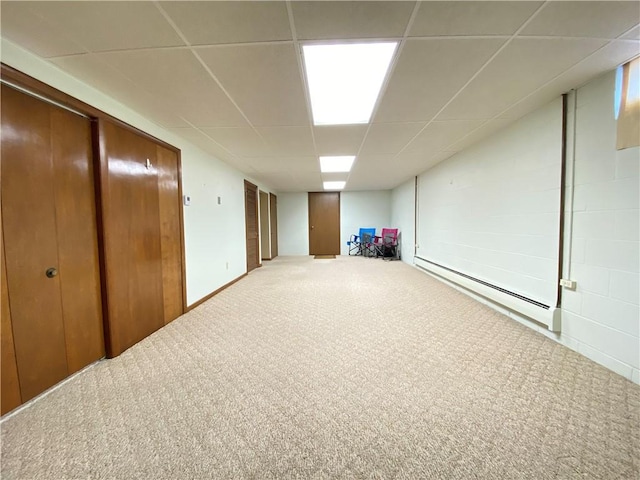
[347,228,376,256]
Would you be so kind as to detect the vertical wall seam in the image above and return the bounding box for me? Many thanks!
[556,94,569,309]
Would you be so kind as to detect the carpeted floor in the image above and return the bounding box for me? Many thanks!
[1,256,639,479]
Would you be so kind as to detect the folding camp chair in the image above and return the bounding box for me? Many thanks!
[347,228,376,256]
[372,228,399,260]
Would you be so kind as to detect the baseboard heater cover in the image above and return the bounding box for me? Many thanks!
[414,256,561,332]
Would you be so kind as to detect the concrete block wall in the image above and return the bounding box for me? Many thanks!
[395,69,639,383]
[561,71,639,382]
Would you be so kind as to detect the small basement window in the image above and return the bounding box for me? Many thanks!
[615,56,640,150]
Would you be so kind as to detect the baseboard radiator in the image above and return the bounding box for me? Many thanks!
[414,256,561,332]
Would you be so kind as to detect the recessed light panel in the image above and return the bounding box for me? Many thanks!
[323,181,346,190]
[303,42,398,125]
[320,155,355,173]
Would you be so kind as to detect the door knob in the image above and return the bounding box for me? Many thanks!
[311,226,315,229]
[45,267,58,278]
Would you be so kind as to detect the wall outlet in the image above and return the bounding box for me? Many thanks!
[560,279,577,290]
[225,262,229,270]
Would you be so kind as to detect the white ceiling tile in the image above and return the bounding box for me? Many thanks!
[322,172,349,183]
[438,37,607,120]
[622,26,640,40]
[497,41,640,121]
[346,175,407,191]
[225,158,261,176]
[313,125,368,156]
[197,43,309,127]
[254,127,315,157]
[291,1,415,41]
[199,128,268,157]
[165,127,234,160]
[403,120,486,155]
[374,38,506,123]
[354,154,396,167]
[292,172,323,192]
[521,1,640,39]
[242,156,318,174]
[420,151,459,171]
[50,54,189,129]
[3,1,636,193]
[252,172,298,192]
[410,1,542,37]
[96,48,247,127]
[22,1,184,53]
[1,2,87,57]
[562,40,640,87]
[360,122,426,155]
[159,1,291,45]
[348,156,415,190]
[393,150,458,176]
[447,119,514,152]
[166,128,260,174]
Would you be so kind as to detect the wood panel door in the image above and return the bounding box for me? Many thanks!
[259,190,270,260]
[99,120,165,357]
[270,193,278,259]
[244,180,260,272]
[156,145,184,325]
[1,233,21,414]
[308,192,341,255]
[1,85,104,408]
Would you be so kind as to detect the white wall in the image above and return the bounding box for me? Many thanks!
[277,191,393,256]
[391,179,416,265]
[277,193,309,255]
[416,99,563,307]
[1,39,275,307]
[560,71,639,382]
[340,191,391,255]
[410,70,639,383]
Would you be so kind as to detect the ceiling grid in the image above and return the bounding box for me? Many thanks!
[1,0,638,192]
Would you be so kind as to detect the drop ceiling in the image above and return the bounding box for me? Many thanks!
[1,1,638,192]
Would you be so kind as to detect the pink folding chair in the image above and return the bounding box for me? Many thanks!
[373,228,399,260]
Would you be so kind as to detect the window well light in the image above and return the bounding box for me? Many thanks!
[303,42,397,125]
[320,155,355,173]
[323,181,346,190]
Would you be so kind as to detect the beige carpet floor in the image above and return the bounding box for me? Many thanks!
[1,256,639,479]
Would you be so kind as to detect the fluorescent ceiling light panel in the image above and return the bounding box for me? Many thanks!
[323,181,346,190]
[303,42,397,125]
[320,155,355,173]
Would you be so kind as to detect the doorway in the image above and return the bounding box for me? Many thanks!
[259,190,270,260]
[1,84,105,408]
[244,180,260,272]
[269,193,278,259]
[308,192,341,255]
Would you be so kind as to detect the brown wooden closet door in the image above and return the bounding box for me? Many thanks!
[156,145,184,325]
[100,120,164,356]
[1,85,104,403]
[308,192,340,255]
[2,86,69,401]
[270,193,278,258]
[50,108,105,373]
[244,180,259,272]
[1,236,21,414]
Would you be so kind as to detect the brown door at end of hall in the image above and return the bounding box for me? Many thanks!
[308,192,340,255]
[245,180,260,272]
[269,193,278,259]
[1,85,105,412]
